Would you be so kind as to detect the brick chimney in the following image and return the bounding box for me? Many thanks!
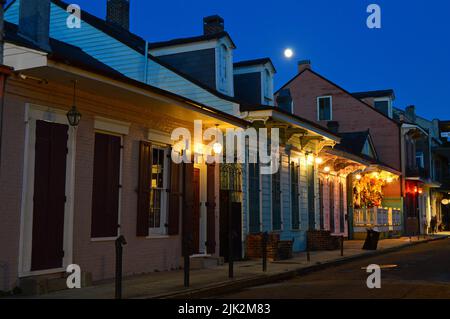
[18,0,51,51]
[405,105,416,123]
[298,60,311,73]
[107,0,130,30]
[203,15,224,35]
[327,121,339,133]
[276,89,293,113]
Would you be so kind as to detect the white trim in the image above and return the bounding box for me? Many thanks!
[150,39,219,56]
[18,104,76,278]
[147,146,170,236]
[94,116,130,135]
[317,96,333,121]
[147,129,173,145]
[373,97,393,119]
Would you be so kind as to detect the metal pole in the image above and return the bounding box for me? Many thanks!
[184,253,190,287]
[228,194,234,279]
[115,235,127,299]
[262,232,268,272]
[306,239,311,262]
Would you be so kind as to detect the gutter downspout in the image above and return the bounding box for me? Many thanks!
[143,41,148,83]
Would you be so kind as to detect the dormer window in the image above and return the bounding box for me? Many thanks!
[374,98,393,118]
[317,96,332,121]
[264,70,271,99]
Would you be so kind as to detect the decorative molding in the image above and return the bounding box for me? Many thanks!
[94,116,130,135]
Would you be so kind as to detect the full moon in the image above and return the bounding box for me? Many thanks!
[284,48,294,58]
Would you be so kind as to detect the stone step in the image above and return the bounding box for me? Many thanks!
[18,271,92,295]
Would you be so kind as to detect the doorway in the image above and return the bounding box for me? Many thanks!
[31,120,69,271]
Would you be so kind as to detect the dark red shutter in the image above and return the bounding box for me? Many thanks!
[182,161,194,256]
[31,121,68,271]
[168,158,181,235]
[206,164,216,254]
[91,133,121,238]
[136,141,152,236]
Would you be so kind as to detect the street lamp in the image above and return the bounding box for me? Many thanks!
[66,80,82,127]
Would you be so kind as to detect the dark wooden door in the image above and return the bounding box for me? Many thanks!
[219,190,242,262]
[206,164,216,254]
[31,120,68,271]
[192,168,200,254]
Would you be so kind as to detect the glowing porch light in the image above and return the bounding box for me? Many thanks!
[324,166,331,173]
[307,154,314,165]
[386,177,394,183]
[315,157,323,164]
[213,142,223,154]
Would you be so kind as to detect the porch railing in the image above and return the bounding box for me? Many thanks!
[354,207,402,232]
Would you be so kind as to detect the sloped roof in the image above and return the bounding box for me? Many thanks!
[4,21,123,77]
[5,0,240,104]
[234,58,276,73]
[335,130,377,160]
[3,22,249,128]
[148,31,236,50]
[352,89,395,100]
[275,67,401,126]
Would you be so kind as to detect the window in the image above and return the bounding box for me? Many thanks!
[374,98,392,118]
[264,69,272,101]
[317,96,332,121]
[149,146,168,234]
[219,44,228,89]
[416,152,424,168]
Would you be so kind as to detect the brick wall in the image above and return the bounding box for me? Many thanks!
[0,77,206,291]
[307,230,340,251]
[279,69,401,173]
[246,233,293,261]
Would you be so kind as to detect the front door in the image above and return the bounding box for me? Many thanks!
[31,120,68,271]
[192,168,200,254]
[219,190,242,261]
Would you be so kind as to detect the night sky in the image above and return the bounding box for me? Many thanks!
[7,0,450,120]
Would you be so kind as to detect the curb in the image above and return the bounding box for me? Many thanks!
[144,235,449,299]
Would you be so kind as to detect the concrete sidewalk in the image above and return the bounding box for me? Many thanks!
[15,234,450,299]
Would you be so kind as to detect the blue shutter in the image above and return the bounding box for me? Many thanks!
[248,163,260,233]
[291,162,300,229]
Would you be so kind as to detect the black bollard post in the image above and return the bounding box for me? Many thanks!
[340,236,344,257]
[262,232,268,272]
[184,236,191,288]
[115,235,127,299]
[306,240,311,262]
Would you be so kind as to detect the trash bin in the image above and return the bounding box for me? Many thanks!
[362,229,380,250]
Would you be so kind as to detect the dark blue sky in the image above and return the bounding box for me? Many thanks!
[9,0,450,119]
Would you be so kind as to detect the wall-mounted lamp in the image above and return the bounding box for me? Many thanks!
[212,124,223,155]
[66,80,82,127]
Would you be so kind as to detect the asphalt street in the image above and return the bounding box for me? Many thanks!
[218,238,450,299]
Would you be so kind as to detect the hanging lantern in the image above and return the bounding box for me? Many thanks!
[66,80,82,127]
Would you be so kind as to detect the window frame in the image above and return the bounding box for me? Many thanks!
[317,96,333,121]
[148,145,170,235]
[373,98,392,118]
